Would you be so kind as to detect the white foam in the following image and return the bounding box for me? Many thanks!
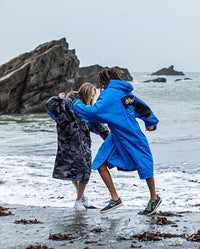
[0,154,199,212]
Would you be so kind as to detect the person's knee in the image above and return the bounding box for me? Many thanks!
[98,162,107,173]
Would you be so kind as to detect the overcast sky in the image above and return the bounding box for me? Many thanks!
[1,0,200,72]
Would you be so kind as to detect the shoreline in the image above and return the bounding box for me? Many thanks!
[0,203,199,249]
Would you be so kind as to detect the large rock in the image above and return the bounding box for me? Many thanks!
[175,77,192,82]
[0,38,133,114]
[143,77,166,83]
[151,65,184,76]
[76,64,133,89]
[0,38,79,114]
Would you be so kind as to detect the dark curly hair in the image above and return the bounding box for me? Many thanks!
[98,67,124,91]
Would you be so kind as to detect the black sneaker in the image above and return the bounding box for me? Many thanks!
[143,195,162,216]
[100,198,123,213]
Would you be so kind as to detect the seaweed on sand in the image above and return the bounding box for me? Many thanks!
[130,231,185,241]
[0,206,13,216]
[15,218,42,224]
[185,230,200,242]
[49,233,78,241]
[26,245,52,249]
[150,216,175,225]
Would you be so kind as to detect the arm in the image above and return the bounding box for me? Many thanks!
[133,96,159,130]
[72,92,109,123]
[88,122,110,140]
[46,96,61,117]
[71,99,98,120]
[46,95,73,127]
[72,96,110,139]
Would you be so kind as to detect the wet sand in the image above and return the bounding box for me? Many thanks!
[0,203,199,249]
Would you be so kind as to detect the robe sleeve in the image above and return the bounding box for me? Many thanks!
[71,97,109,139]
[46,96,73,127]
[89,122,110,140]
[133,96,159,130]
[71,92,110,123]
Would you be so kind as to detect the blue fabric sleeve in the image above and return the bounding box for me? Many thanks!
[72,97,106,123]
[72,92,159,130]
[47,110,55,121]
[134,96,159,129]
[72,99,109,135]
[72,90,117,125]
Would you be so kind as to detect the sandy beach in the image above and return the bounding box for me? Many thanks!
[0,203,199,249]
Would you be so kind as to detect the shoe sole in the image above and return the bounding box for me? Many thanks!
[100,203,123,214]
[146,199,162,216]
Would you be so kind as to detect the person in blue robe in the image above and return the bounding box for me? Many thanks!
[72,68,162,215]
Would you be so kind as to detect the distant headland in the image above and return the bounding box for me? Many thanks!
[151,65,185,76]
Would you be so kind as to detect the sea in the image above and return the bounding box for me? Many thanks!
[0,72,199,213]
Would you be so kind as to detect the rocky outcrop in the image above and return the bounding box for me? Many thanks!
[143,77,166,83]
[76,65,133,89]
[0,38,133,114]
[151,65,184,76]
[0,38,79,114]
[175,77,192,82]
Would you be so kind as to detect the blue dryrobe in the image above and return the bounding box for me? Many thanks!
[72,80,159,179]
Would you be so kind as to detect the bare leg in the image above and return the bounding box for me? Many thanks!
[76,181,87,201]
[72,180,79,191]
[98,161,119,201]
[72,180,87,200]
[145,176,157,201]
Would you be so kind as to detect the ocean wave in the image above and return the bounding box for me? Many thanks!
[150,136,200,144]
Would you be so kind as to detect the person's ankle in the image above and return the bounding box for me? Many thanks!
[151,195,157,202]
[112,197,119,202]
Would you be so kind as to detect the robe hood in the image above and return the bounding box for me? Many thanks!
[105,80,134,93]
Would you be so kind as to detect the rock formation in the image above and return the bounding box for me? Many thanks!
[0,38,79,114]
[0,38,133,114]
[151,65,184,76]
[143,77,166,83]
[76,65,133,89]
[175,77,192,81]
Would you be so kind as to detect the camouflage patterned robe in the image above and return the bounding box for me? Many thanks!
[46,95,109,183]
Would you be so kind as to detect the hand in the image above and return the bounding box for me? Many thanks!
[59,92,65,99]
[146,125,155,131]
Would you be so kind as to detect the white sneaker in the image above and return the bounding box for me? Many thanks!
[81,195,89,208]
[74,200,86,211]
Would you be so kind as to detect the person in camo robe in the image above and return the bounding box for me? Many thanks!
[46,83,109,211]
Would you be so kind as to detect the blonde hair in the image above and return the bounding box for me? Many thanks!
[67,82,96,105]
